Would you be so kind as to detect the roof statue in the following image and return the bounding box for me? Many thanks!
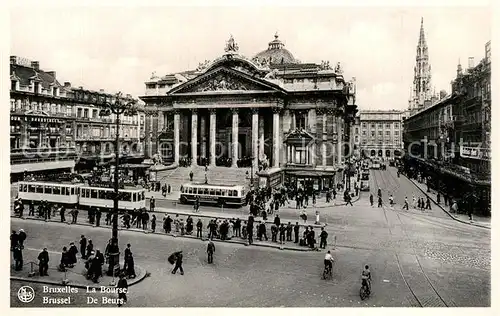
[334,62,343,74]
[150,71,158,79]
[320,60,332,70]
[196,60,211,72]
[225,35,239,53]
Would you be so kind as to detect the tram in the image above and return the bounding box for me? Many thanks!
[371,158,381,170]
[360,169,370,191]
[179,183,246,207]
[17,181,146,211]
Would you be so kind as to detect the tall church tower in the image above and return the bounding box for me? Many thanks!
[409,18,432,113]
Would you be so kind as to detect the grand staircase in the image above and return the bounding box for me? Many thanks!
[156,165,252,193]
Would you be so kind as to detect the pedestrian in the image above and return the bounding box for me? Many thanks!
[279,224,286,244]
[151,214,156,232]
[247,222,254,245]
[286,222,292,241]
[412,195,417,209]
[18,229,26,249]
[68,242,78,267]
[105,211,112,225]
[28,201,35,216]
[86,240,94,259]
[196,219,203,238]
[59,246,70,271]
[294,222,300,243]
[468,208,473,221]
[95,208,101,227]
[345,194,353,206]
[13,244,23,271]
[403,197,409,210]
[117,274,128,307]
[417,197,422,209]
[38,248,49,276]
[142,211,150,230]
[308,227,316,249]
[80,235,87,259]
[274,214,281,227]
[186,216,194,235]
[164,215,173,234]
[369,194,374,206]
[436,193,441,205]
[377,196,383,208]
[319,227,328,249]
[171,251,184,275]
[426,197,431,210]
[207,240,215,264]
[72,209,79,224]
[150,197,155,213]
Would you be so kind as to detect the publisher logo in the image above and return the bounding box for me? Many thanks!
[17,286,35,303]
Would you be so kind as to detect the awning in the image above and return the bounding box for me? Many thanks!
[285,170,336,177]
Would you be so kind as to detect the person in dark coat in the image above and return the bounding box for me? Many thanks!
[247,222,254,245]
[369,194,374,206]
[59,246,71,271]
[319,227,328,249]
[59,206,66,223]
[142,212,150,230]
[274,214,281,227]
[234,218,241,237]
[117,274,128,307]
[38,248,49,276]
[95,208,102,227]
[308,228,316,249]
[68,242,78,267]
[279,224,286,243]
[126,251,136,278]
[271,224,278,242]
[105,211,112,225]
[80,235,87,259]
[13,245,23,271]
[164,215,173,234]
[294,222,300,243]
[10,230,18,251]
[186,216,193,234]
[207,241,215,264]
[150,197,155,212]
[17,229,27,249]
[286,222,292,241]
[258,222,268,241]
[151,214,157,232]
[196,219,203,238]
[86,240,94,259]
[171,251,184,275]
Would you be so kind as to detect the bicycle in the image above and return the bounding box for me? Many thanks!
[322,263,333,280]
[359,280,371,300]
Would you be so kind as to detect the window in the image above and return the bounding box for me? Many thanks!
[362,130,366,136]
[91,189,98,199]
[210,189,215,196]
[77,108,82,118]
[296,112,306,130]
[394,131,399,136]
[11,80,16,91]
[371,131,375,137]
[355,127,359,134]
[362,123,367,128]
[386,124,390,128]
[378,131,382,136]
[394,122,399,129]
[378,124,382,128]
[216,189,221,196]
[232,190,238,196]
[371,124,375,128]
[83,109,89,118]
[28,185,36,193]
[36,186,44,194]
[386,131,390,136]
[53,186,60,195]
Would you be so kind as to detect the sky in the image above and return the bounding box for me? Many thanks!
[9,5,491,111]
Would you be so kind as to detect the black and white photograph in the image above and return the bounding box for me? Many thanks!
[6,1,492,309]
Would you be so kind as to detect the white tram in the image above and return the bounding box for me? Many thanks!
[17,181,82,205]
[179,183,246,207]
[17,181,146,211]
[79,186,146,211]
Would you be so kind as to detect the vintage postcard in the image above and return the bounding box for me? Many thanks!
[6,2,491,309]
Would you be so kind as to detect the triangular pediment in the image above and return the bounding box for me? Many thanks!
[168,66,284,95]
[285,129,314,145]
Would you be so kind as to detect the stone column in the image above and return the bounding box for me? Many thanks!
[200,114,207,161]
[258,114,265,160]
[191,109,198,165]
[322,113,327,166]
[21,119,29,148]
[337,116,342,165]
[272,108,280,168]
[158,110,165,131]
[209,109,216,166]
[251,109,259,170]
[231,108,239,168]
[173,111,180,164]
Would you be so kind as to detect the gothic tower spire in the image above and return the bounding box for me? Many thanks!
[409,17,432,112]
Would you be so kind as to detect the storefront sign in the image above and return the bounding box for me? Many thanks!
[460,146,490,160]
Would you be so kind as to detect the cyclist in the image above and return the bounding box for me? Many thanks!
[324,250,334,275]
[361,265,371,292]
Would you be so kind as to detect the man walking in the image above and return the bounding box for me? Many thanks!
[369,194,374,207]
[95,208,101,227]
[196,219,203,238]
[319,227,328,249]
[294,222,300,243]
[286,222,292,241]
[171,251,184,275]
[80,235,87,259]
[150,197,155,213]
[207,240,215,264]
[403,197,409,210]
[38,248,49,276]
[117,274,128,307]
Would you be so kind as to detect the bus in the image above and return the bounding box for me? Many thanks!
[179,183,246,207]
[360,170,370,191]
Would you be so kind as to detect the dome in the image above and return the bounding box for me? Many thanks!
[253,33,297,64]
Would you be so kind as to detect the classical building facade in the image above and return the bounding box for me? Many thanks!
[140,35,357,189]
[10,56,145,180]
[403,41,491,216]
[359,110,404,159]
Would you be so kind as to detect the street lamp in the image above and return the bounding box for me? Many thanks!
[99,92,137,277]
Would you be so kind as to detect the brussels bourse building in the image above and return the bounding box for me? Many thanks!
[140,35,357,190]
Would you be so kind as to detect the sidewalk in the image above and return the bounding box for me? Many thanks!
[405,176,491,229]
[10,247,148,289]
[11,211,327,252]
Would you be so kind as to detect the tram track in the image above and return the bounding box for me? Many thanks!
[371,168,450,307]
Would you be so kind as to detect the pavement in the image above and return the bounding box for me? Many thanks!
[10,247,148,289]
[404,176,491,229]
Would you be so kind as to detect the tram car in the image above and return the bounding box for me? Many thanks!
[17,181,83,205]
[360,169,370,191]
[17,181,146,211]
[179,183,246,207]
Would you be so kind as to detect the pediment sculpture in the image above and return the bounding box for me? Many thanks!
[264,68,279,80]
[196,75,250,92]
[196,60,211,72]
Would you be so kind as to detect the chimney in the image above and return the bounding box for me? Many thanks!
[10,56,16,64]
[99,89,105,93]
[31,61,40,70]
[64,82,71,88]
[46,71,56,79]
[468,57,475,69]
[79,86,83,89]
